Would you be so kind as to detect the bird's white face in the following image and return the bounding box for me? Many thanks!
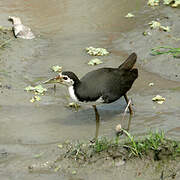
[60,74,74,87]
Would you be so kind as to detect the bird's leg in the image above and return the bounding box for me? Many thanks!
[92,105,100,139]
[124,94,133,115]
[127,114,132,131]
[53,84,56,92]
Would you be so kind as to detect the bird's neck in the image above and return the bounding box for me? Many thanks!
[72,76,81,87]
[68,85,79,102]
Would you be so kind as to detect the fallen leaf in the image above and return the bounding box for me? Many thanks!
[149,82,154,86]
[25,85,47,94]
[88,58,103,66]
[30,98,35,103]
[172,0,180,7]
[157,101,164,104]
[125,13,135,18]
[72,170,77,175]
[85,46,109,56]
[68,102,81,111]
[159,25,170,32]
[152,95,165,104]
[163,0,180,7]
[142,31,152,36]
[35,96,41,101]
[147,0,159,6]
[57,144,63,149]
[163,0,173,4]
[51,65,62,72]
[34,152,44,158]
[149,21,170,32]
[54,165,61,172]
[30,96,41,103]
[149,21,161,29]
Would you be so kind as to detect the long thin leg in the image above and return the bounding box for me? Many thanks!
[124,94,133,115]
[127,114,132,131]
[92,105,100,139]
[53,84,56,94]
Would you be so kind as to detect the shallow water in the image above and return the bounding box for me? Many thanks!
[0,0,180,179]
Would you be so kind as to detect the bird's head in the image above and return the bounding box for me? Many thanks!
[44,71,80,87]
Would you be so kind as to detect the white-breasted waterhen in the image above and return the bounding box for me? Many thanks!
[44,53,138,124]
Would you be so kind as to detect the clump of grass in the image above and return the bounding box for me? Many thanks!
[65,137,120,162]
[64,131,180,163]
[123,130,166,157]
[92,137,113,153]
[151,46,180,58]
[65,141,88,161]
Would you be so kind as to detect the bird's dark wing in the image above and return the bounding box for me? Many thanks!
[76,68,115,102]
[76,64,138,103]
[101,68,138,103]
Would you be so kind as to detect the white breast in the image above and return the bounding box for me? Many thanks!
[68,86,78,102]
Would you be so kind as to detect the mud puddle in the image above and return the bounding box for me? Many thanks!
[0,0,180,179]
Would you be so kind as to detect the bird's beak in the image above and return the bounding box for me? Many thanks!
[43,74,63,84]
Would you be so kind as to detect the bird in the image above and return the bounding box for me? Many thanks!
[44,52,138,124]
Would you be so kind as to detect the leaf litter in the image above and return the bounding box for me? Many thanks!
[67,102,81,111]
[149,21,170,32]
[148,0,180,7]
[163,0,180,7]
[51,65,62,72]
[30,96,41,103]
[25,85,47,94]
[125,13,135,18]
[88,58,103,66]
[25,85,47,103]
[85,46,109,56]
[152,95,166,104]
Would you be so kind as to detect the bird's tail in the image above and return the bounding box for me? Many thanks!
[118,52,137,70]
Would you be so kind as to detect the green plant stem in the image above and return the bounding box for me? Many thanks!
[123,129,139,156]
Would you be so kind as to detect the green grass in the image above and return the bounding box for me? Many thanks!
[123,130,165,157]
[92,137,111,153]
[64,130,180,162]
[151,46,180,57]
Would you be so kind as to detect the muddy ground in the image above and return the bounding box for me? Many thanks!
[0,1,180,180]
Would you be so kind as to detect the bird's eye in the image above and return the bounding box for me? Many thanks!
[63,76,68,80]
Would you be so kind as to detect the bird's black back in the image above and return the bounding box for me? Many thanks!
[75,53,138,103]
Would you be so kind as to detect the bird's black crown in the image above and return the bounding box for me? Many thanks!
[62,71,80,85]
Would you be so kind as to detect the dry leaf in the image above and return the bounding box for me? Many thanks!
[152,95,165,104]
[86,46,109,56]
[88,58,103,66]
[125,13,135,18]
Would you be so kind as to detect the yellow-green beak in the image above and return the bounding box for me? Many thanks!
[43,75,63,84]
